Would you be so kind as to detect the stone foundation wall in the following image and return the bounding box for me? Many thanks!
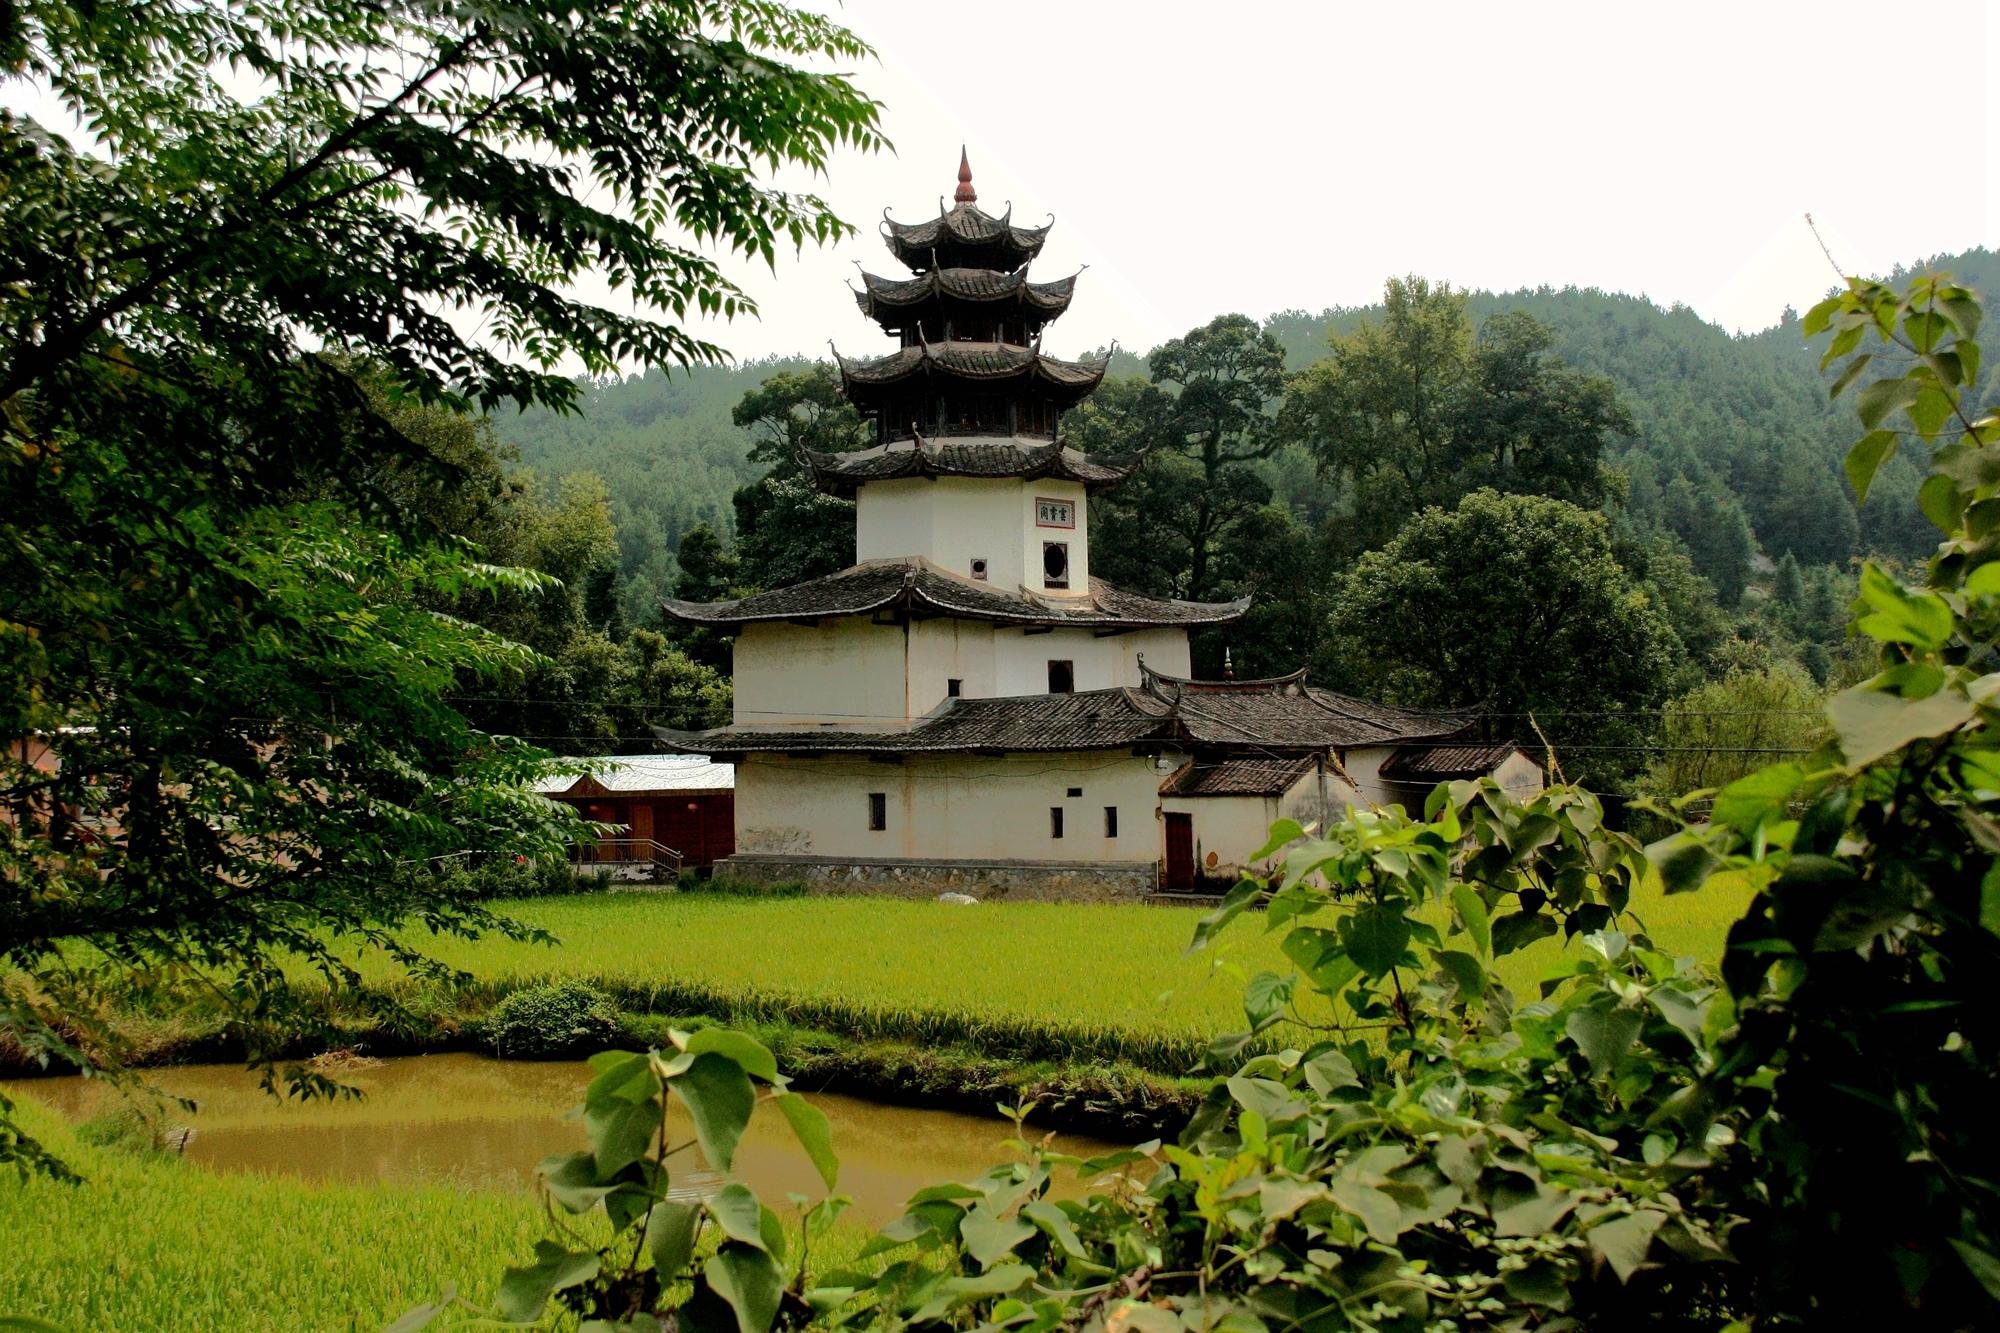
[713,853,1159,904]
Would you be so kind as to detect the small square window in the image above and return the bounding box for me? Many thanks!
[1104,806,1119,837]
[867,792,886,831]
[1066,786,1083,798]
[970,558,988,581]
[1048,660,1074,694]
[1050,807,1064,839]
[946,678,962,697]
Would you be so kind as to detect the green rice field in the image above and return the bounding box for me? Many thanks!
[371,879,1756,1072]
[0,1098,545,1331]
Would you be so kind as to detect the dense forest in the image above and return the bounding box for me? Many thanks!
[480,247,2000,788]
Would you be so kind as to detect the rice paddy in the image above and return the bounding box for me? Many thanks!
[369,878,1755,1073]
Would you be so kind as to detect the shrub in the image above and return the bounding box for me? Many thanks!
[479,982,619,1059]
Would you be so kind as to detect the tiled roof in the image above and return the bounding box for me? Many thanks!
[801,437,1142,496]
[1136,663,1471,749]
[833,341,1108,394]
[659,558,1248,631]
[655,664,1468,758]
[1377,741,1529,781]
[533,754,734,795]
[882,202,1050,269]
[1160,755,1318,798]
[855,266,1077,319]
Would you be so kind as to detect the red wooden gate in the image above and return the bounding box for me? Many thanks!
[1164,813,1195,894]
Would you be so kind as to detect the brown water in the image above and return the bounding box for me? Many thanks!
[12,1054,1133,1224]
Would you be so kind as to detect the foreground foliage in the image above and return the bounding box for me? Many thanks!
[459,270,2000,1331]
[0,0,881,1166]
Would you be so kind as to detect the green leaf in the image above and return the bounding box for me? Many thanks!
[1341,903,1412,976]
[1711,762,1806,837]
[1242,969,1293,1027]
[1589,1210,1666,1283]
[1566,1005,1644,1077]
[1302,1047,1361,1094]
[674,1051,756,1173]
[1647,832,1723,896]
[1226,1074,1303,1124]
[1844,429,1899,503]
[774,1092,838,1192]
[1491,909,1559,955]
[1434,948,1486,999]
[1249,817,1305,861]
[586,1050,659,1105]
[1980,864,2000,939]
[958,1204,1035,1269]
[497,1240,600,1324]
[1490,1179,1577,1237]
[704,1242,786,1333]
[1828,352,1873,399]
[708,1182,768,1250]
[1830,685,1974,768]
[1948,1239,2000,1304]
[645,1201,700,1280]
[1856,374,1919,429]
[587,1095,660,1178]
[1329,1177,1405,1243]
[1852,566,1953,649]
[1021,1200,1089,1259]
[1451,884,1492,956]
[539,1149,615,1213]
[683,1028,780,1082]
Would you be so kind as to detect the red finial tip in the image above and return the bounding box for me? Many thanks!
[954,147,976,205]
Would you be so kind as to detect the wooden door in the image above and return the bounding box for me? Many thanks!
[1164,813,1195,894]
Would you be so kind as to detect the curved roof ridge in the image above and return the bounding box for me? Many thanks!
[661,561,1249,631]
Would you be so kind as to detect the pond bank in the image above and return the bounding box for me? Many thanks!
[11,1053,1133,1227]
[1,989,1208,1141]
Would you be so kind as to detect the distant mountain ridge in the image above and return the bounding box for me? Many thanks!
[498,249,2000,618]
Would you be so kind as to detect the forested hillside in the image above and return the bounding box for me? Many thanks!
[509,249,1996,622]
[493,356,818,618]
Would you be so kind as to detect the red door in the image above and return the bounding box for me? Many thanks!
[1164,813,1195,894]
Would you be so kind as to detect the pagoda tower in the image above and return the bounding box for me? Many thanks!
[643,158,1539,898]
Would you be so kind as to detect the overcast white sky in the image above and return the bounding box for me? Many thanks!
[695,0,2000,365]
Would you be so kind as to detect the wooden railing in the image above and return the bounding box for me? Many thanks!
[569,837,682,884]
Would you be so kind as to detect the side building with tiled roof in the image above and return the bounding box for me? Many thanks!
[653,156,1540,898]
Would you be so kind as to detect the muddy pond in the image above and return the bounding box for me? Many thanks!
[14,1053,1134,1224]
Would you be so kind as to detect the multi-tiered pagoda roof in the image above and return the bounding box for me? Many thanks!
[828,150,1116,467]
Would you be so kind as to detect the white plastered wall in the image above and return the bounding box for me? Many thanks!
[731,619,912,729]
[1163,765,1331,876]
[853,474,1092,595]
[737,620,1194,726]
[733,750,1162,864]
[986,625,1189,699]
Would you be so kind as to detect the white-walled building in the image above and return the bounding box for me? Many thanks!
[654,157,1538,898]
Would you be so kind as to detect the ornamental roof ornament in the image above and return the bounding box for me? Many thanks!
[954,146,976,205]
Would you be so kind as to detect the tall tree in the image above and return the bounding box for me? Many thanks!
[1281,277,1632,549]
[728,365,859,589]
[1146,315,1289,600]
[0,0,879,1164]
[1319,490,1677,783]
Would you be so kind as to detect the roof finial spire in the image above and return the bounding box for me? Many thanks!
[954,146,976,205]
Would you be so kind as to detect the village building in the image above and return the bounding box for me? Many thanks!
[654,155,1539,898]
[534,754,736,878]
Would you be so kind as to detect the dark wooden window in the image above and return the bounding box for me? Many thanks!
[1042,541,1069,589]
[1066,786,1082,797]
[946,678,962,697]
[1050,807,1064,839]
[1048,660,1074,693]
[867,792,886,831]
[1104,806,1119,837]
